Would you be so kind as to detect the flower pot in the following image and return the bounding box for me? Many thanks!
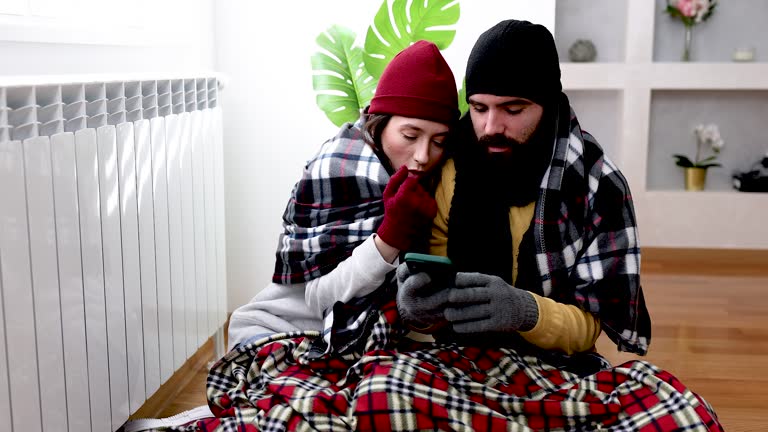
[684,167,707,191]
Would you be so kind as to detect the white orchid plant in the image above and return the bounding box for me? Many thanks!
[673,123,725,168]
[666,0,718,27]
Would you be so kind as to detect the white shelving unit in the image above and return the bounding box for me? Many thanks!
[556,1,768,249]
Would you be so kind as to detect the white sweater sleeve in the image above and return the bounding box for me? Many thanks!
[305,234,398,317]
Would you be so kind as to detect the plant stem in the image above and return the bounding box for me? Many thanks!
[694,139,702,166]
[683,25,693,62]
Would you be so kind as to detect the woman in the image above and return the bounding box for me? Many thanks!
[228,40,459,349]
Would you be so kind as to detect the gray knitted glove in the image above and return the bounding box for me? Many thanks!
[396,263,451,332]
[444,272,539,334]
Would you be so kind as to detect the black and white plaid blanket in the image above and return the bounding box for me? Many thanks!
[272,117,389,284]
[534,95,650,355]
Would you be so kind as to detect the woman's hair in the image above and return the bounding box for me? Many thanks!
[361,112,395,173]
[362,113,391,153]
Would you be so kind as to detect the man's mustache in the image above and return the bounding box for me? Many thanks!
[477,134,523,149]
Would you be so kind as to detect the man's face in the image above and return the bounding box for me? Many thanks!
[468,94,544,154]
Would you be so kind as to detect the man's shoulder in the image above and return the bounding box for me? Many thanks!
[566,122,625,180]
[572,126,605,159]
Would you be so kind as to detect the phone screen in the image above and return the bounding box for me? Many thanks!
[403,253,455,287]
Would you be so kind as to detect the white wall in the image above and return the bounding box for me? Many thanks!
[214,0,555,311]
[0,0,216,76]
[2,0,764,316]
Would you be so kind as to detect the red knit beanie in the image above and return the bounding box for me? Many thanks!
[369,40,458,125]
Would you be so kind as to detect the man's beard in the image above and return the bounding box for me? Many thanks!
[477,134,528,172]
[476,124,554,206]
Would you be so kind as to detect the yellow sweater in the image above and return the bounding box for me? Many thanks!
[430,159,601,355]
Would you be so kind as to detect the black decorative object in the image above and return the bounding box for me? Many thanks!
[733,155,768,192]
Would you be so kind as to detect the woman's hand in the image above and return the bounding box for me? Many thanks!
[376,166,438,253]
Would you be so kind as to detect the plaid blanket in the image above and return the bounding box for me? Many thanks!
[535,94,650,355]
[164,294,721,432]
[272,117,389,284]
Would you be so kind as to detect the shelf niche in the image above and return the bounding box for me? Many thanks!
[566,90,623,164]
[647,90,768,192]
[653,0,768,63]
[555,0,627,63]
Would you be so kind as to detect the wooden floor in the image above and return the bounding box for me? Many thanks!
[596,248,768,431]
[133,248,768,431]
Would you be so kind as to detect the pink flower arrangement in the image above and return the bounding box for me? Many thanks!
[666,0,717,27]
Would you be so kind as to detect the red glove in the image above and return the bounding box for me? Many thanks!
[377,166,438,252]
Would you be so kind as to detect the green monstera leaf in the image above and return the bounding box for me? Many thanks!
[311,25,377,127]
[457,78,468,116]
[364,0,460,79]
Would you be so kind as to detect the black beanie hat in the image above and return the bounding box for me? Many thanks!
[465,20,561,106]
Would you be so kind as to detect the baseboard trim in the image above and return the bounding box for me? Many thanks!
[643,247,768,276]
[128,336,214,421]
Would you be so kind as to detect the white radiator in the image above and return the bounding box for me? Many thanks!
[0,75,227,432]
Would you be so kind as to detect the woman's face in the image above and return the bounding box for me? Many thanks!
[380,116,450,174]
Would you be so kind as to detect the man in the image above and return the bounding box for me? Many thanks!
[397,19,651,357]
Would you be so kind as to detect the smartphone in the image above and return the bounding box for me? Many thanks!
[403,252,455,287]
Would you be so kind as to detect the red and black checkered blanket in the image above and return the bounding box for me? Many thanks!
[164,293,721,432]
